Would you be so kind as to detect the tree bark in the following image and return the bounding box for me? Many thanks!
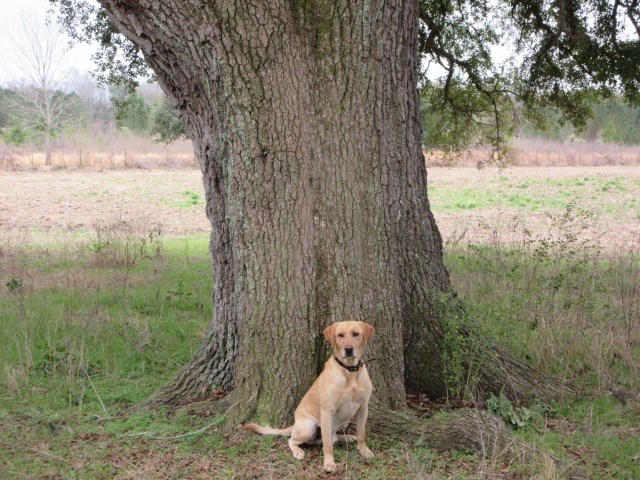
[97,0,572,428]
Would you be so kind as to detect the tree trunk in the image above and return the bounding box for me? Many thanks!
[44,133,52,166]
[97,0,571,427]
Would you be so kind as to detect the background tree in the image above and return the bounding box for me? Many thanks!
[72,73,115,134]
[517,97,640,143]
[0,88,21,131]
[418,0,640,158]
[113,89,150,135]
[51,0,637,456]
[149,97,187,143]
[4,10,79,165]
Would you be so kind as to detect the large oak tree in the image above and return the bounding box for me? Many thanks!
[54,0,638,456]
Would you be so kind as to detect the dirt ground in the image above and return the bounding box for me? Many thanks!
[427,165,640,250]
[0,166,638,250]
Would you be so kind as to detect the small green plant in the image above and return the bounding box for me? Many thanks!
[486,393,536,429]
[5,276,22,292]
[181,190,201,206]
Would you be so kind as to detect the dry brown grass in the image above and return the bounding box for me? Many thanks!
[4,133,640,171]
[426,138,640,167]
[0,132,196,170]
[512,138,640,166]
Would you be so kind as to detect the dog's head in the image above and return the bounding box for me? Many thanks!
[323,320,375,362]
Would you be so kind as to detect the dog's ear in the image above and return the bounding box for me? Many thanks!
[359,322,375,345]
[323,323,338,348]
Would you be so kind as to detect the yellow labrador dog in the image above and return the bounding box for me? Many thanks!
[242,320,375,473]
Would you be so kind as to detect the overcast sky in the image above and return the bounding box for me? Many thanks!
[0,0,97,85]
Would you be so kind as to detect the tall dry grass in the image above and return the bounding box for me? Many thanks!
[512,138,640,166]
[3,133,640,171]
[0,131,197,170]
[426,137,640,167]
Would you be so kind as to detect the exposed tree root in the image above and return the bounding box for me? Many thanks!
[369,402,523,459]
[368,402,585,479]
[476,345,579,404]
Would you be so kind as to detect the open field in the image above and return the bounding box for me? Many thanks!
[1,166,639,479]
[429,166,640,250]
[1,165,638,248]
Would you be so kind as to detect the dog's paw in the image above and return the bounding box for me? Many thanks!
[289,440,305,460]
[289,446,305,460]
[323,460,337,473]
[359,446,374,459]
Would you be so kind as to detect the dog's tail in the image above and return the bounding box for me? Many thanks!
[241,423,293,436]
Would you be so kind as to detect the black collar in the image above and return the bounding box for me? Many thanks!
[333,355,362,372]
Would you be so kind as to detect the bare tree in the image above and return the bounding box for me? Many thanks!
[4,9,75,166]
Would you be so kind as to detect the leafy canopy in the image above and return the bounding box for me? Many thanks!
[52,0,639,156]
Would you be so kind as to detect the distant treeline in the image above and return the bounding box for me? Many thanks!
[521,98,640,144]
[423,95,640,149]
[3,79,639,151]
[0,79,186,148]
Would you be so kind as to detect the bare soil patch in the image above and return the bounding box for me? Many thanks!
[0,169,209,238]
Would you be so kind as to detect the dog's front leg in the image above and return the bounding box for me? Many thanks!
[355,404,374,459]
[320,407,336,473]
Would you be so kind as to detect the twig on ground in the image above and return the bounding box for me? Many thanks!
[27,447,69,463]
[118,399,240,440]
[82,366,109,419]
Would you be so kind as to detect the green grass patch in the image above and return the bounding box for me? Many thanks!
[518,397,640,479]
[1,231,638,479]
[171,189,203,208]
[445,243,640,392]
[428,175,637,216]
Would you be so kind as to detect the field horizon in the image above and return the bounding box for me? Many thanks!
[2,136,640,171]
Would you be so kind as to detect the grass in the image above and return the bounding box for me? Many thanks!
[0,133,196,170]
[1,217,638,479]
[425,138,640,167]
[427,174,639,217]
[0,229,522,479]
[173,189,203,208]
[445,244,640,392]
[523,397,640,480]
[1,160,639,478]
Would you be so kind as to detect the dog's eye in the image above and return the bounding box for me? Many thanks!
[338,333,345,338]
[352,332,360,337]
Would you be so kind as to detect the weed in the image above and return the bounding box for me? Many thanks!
[181,189,201,206]
[5,275,22,291]
[434,293,486,402]
[89,220,162,268]
[485,393,550,430]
